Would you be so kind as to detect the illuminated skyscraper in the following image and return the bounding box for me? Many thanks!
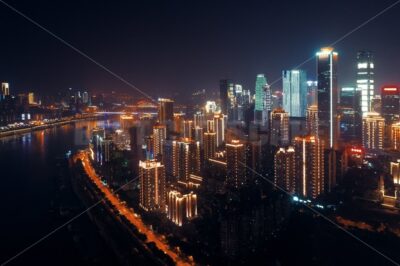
[172,139,201,181]
[391,123,400,152]
[102,138,113,163]
[120,115,135,130]
[254,74,271,126]
[28,92,35,105]
[220,81,249,122]
[167,190,184,226]
[381,86,400,124]
[213,113,225,147]
[226,139,246,188]
[205,101,217,114]
[316,47,339,150]
[144,135,154,159]
[316,47,338,193]
[207,119,215,133]
[306,105,318,137]
[193,111,206,128]
[167,190,197,226]
[153,124,167,157]
[158,98,174,124]
[306,80,318,107]
[139,160,166,212]
[362,112,385,150]
[173,113,184,133]
[227,83,237,120]
[1,82,9,96]
[340,86,362,139]
[203,131,217,160]
[236,86,252,121]
[356,51,374,114]
[390,161,400,185]
[339,107,357,141]
[270,108,289,146]
[293,136,325,199]
[274,146,295,193]
[91,128,106,163]
[282,70,307,117]
[183,120,194,139]
[194,126,203,145]
[340,87,358,108]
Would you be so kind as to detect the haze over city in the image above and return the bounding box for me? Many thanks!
[1,1,400,266]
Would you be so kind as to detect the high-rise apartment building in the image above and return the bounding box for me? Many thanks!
[270,108,289,146]
[153,124,167,157]
[139,160,166,212]
[293,136,325,199]
[306,105,318,137]
[183,120,194,139]
[203,131,217,160]
[172,139,201,181]
[213,113,225,147]
[274,146,296,193]
[158,98,174,124]
[391,122,400,152]
[362,112,385,150]
[226,139,246,188]
[193,111,206,129]
[167,190,197,226]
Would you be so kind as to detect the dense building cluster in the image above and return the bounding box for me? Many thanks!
[87,46,400,262]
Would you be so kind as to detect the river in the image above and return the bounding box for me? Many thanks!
[0,119,119,266]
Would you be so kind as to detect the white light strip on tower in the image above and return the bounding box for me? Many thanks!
[330,52,334,149]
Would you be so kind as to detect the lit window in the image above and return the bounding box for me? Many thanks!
[358,63,368,69]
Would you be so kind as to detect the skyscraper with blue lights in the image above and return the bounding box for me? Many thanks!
[282,70,307,117]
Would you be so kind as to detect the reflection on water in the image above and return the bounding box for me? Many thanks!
[0,118,119,265]
[73,119,120,147]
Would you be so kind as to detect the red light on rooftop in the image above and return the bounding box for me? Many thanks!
[381,85,399,94]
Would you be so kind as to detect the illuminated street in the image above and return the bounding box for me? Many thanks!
[1,1,400,265]
[74,151,192,266]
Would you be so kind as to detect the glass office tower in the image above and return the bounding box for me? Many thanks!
[282,70,307,117]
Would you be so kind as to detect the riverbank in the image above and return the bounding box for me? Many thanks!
[70,152,176,266]
[0,114,104,138]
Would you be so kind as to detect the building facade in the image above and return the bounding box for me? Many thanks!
[282,70,307,117]
[139,160,167,212]
[270,108,289,146]
[362,112,385,150]
[356,51,374,114]
[226,139,246,188]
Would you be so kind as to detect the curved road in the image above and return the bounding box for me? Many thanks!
[74,151,193,266]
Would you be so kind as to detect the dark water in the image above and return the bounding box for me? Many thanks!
[0,120,118,266]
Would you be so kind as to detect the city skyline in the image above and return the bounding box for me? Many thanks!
[0,0,399,99]
[2,1,400,266]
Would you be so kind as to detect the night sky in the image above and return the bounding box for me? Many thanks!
[0,0,399,101]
